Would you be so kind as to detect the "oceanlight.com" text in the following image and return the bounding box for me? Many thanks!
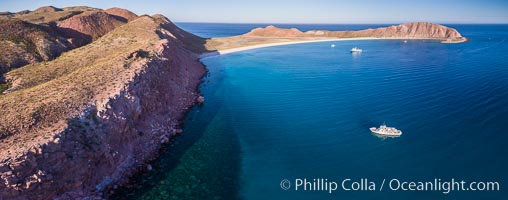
[280,178,500,194]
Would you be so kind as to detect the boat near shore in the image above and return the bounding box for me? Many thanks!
[370,123,402,136]
[351,47,363,53]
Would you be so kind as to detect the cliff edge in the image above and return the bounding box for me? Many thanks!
[0,6,467,199]
[0,12,206,199]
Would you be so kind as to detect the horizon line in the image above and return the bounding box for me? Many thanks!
[174,21,508,25]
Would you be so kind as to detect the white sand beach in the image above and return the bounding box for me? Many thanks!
[200,37,447,58]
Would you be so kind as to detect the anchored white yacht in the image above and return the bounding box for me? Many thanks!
[350,47,362,53]
[370,123,402,136]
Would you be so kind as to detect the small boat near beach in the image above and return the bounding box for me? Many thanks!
[370,123,402,136]
[350,47,362,53]
[331,44,336,48]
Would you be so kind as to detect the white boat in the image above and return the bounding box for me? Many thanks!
[331,44,336,48]
[350,47,362,53]
[370,123,402,136]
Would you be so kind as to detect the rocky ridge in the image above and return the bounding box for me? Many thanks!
[105,7,138,22]
[245,22,466,42]
[0,12,206,199]
[56,10,127,45]
[0,6,138,90]
[0,18,71,75]
[0,5,468,199]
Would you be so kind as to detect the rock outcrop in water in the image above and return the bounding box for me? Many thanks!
[0,8,206,199]
[244,22,467,43]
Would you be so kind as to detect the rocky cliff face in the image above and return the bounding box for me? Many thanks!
[0,13,206,199]
[245,22,466,42]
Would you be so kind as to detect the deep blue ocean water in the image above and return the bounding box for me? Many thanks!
[113,24,508,199]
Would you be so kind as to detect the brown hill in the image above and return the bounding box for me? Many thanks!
[0,18,71,75]
[56,11,126,45]
[243,22,464,41]
[305,22,463,39]
[245,25,306,37]
[34,6,62,13]
[0,6,99,24]
[0,6,124,86]
[0,13,206,199]
[105,7,138,22]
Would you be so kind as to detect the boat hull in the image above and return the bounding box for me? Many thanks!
[369,127,402,136]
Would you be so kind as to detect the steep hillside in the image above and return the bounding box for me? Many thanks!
[153,14,208,53]
[0,6,134,88]
[56,11,127,45]
[0,14,206,199]
[0,18,71,76]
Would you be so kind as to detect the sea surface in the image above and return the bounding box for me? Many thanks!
[113,24,508,199]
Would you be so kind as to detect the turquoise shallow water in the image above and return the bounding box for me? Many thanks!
[113,25,508,199]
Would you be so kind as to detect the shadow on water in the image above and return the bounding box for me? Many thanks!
[111,68,241,199]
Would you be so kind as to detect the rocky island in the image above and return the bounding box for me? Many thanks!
[0,6,465,199]
[204,22,467,56]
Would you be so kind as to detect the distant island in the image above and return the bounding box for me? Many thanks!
[203,22,467,56]
[0,6,466,199]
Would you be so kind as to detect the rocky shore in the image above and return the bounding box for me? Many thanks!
[0,7,206,199]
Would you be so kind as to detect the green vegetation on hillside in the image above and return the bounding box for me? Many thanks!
[0,16,162,138]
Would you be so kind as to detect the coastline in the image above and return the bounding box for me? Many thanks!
[200,37,464,58]
[0,16,207,199]
[0,11,471,198]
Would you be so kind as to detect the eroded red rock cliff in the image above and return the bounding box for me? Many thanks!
[0,13,206,199]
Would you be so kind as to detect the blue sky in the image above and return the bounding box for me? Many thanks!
[1,0,507,23]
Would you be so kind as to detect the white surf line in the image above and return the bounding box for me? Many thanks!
[199,37,439,58]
